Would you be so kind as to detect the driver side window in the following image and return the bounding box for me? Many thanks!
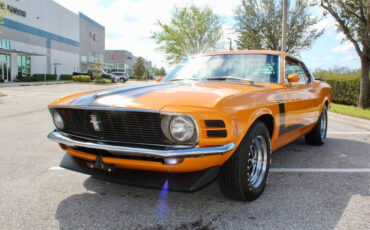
[285,60,307,85]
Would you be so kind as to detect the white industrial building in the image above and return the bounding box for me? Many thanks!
[0,0,105,81]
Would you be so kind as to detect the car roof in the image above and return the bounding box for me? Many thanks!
[197,50,302,63]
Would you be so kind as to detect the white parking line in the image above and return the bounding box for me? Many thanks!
[327,131,370,134]
[49,166,65,170]
[270,168,370,173]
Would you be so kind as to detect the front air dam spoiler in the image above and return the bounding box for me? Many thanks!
[59,153,220,192]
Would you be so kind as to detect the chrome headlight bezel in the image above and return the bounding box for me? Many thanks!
[160,113,198,145]
[52,111,65,130]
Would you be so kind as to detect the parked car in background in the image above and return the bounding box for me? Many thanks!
[111,72,129,83]
[72,69,114,81]
[48,50,332,201]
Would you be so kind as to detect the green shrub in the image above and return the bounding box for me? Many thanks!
[60,74,72,81]
[94,78,112,84]
[326,79,361,106]
[32,74,57,81]
[133,75,146,81]
[313,68,370,106]
[72,75,91,82]
[14,76,35,82]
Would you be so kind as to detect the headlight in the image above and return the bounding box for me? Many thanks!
[53,111,64,129]
[161,115,197,144]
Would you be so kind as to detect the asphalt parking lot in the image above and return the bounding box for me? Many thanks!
[0,82,369,230]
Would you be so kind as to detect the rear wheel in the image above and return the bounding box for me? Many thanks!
[120,78,126,83]
[218,121,271,201]
[305,105,328,146]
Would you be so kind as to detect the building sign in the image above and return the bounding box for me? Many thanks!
[90,32,97,43]
[0,2,27,17]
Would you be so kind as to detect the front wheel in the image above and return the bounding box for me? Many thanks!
[305,105,328,146]
[218,121,271,201]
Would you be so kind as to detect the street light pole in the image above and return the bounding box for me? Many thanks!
[227,38,232,51]
[281,0,288,53]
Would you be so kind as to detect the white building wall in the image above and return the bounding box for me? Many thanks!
[50,49,79,76]
[2,0,79,41]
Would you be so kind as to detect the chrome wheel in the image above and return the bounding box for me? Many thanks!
[248,135,268,188]
[320,108,327,139]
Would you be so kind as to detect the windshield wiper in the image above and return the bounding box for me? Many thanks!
[170,78,199,81]
[205,76,254,84]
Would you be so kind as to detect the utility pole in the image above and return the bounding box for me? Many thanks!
[227,38,232,51]
[281,0,288,53]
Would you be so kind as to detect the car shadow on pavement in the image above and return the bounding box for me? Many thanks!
[55,137,370,230]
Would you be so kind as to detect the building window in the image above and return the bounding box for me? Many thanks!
[0,39,10,49]
[18,56,31,77]
[89,52,104,63]
[0,53,11,81]
[81,55,87,62]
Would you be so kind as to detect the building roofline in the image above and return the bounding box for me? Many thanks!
[3,18,79,47]
[79,12,105,30]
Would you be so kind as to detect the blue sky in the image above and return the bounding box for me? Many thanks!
[55,0,361,72]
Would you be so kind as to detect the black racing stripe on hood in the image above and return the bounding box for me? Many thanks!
[69,83,183,107]
[69,83,168,106]
[95,83,168,98]
[124,82,185,100]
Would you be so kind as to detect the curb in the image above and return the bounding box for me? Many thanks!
[0,81,73,87]
[329,112,370,130]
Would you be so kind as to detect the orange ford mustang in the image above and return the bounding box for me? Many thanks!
[48,50,332,201]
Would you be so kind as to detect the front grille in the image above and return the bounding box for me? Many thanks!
[55,108,166,145]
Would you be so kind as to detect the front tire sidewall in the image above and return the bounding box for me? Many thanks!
[218,121,271,201]
[239,123,271,200]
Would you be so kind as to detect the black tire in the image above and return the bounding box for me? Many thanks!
[218,121,271,201]
[120,78,126,83]
[305,105,328,146]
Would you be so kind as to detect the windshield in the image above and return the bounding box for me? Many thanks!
[164,54,280,83]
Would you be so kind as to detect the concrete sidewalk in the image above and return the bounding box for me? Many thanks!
[329,112,370,130]
[0,81,72,87]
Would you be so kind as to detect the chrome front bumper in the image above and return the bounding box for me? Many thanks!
[47,131,235,158]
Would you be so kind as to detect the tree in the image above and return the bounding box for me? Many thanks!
[321,0,369,108]
[234,0,323,55]
[152,67,160,76]
[159,67,166,76]
[152,67,167,76]
[152,5,223,64]
[89,62,105,80]
[133,57,146,79]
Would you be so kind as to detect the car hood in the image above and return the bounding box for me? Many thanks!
[51,82,276,111]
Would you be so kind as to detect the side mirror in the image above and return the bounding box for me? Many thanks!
[287,73,300,86]
[156,76,164,82]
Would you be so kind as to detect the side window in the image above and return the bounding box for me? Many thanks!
[285,60,307,85]
[300,62,313,83]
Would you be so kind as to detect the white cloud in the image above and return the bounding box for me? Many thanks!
[331,41,354,53]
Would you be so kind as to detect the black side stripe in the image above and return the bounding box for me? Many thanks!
[276,96,306,136]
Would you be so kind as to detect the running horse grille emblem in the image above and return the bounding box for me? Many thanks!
[90,115,101,131]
